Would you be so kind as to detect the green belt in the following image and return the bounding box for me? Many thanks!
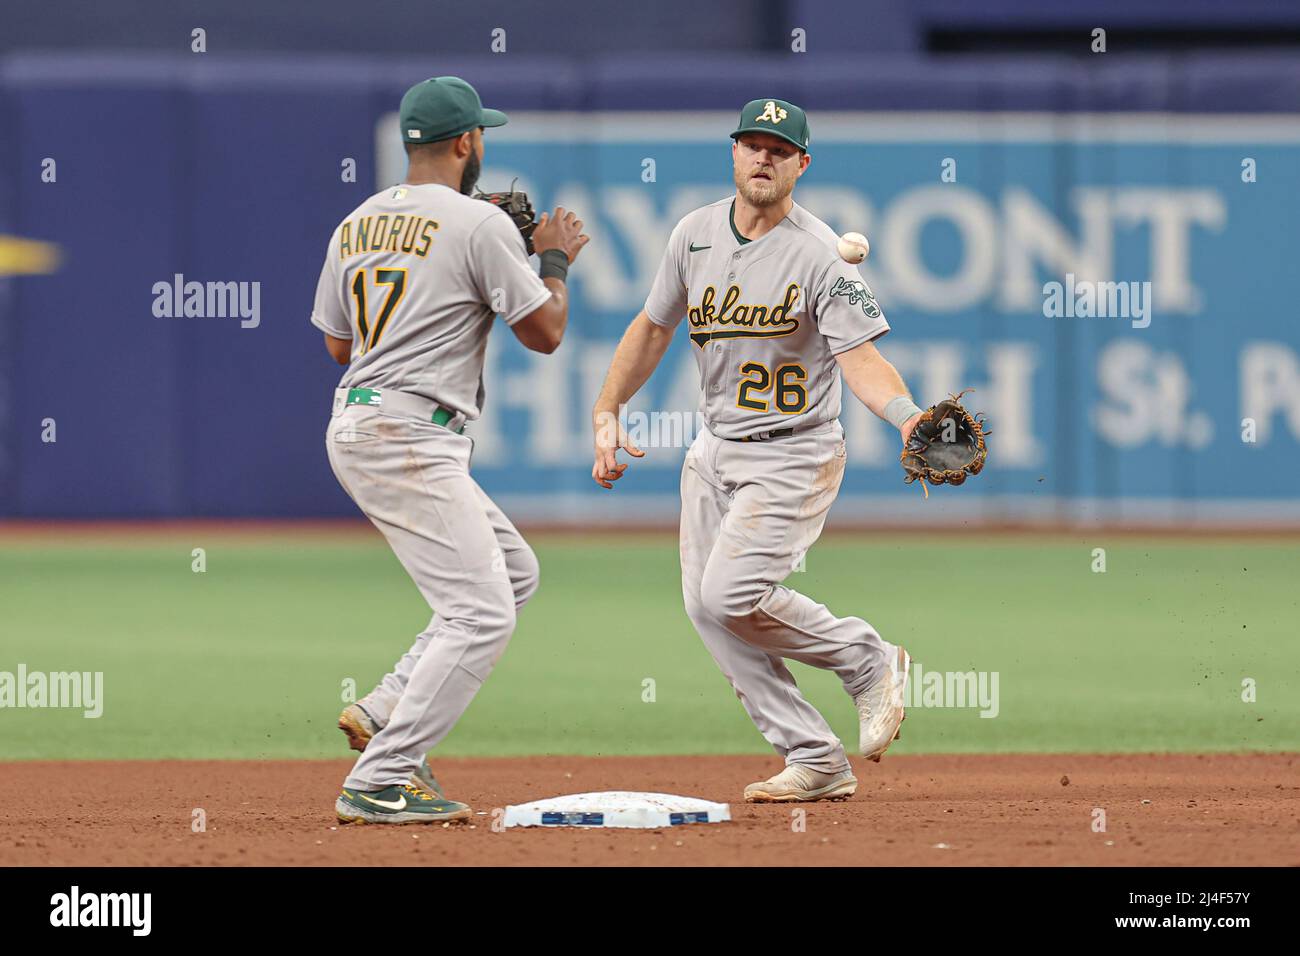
[345,387,465,434]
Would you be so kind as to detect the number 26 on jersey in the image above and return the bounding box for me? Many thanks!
[736,362,808,413]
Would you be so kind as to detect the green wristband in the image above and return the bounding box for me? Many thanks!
[538,249,569,282]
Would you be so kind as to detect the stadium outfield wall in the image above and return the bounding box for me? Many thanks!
[1,54,1298,525]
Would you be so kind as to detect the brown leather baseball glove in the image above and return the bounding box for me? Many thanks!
[474,183,538,254]
[899,389,990,495]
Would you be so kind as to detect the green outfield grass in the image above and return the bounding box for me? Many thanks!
[1,530,1296,759]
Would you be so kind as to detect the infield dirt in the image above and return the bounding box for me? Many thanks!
[2,753,1296,866]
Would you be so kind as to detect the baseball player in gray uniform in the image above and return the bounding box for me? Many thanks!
[311,77,588,824]
[592,98,924,802]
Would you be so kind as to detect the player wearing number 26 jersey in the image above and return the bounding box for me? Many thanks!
[593,98,923,803]
[311,77,588,825]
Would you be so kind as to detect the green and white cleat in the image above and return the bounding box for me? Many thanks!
[338,703,446,798]
[336,783,473,825]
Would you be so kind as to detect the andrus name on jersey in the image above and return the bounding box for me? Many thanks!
[339,214,440,260]
[687,282,801,347]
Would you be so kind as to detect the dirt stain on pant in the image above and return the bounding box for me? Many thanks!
[799,444,845,520]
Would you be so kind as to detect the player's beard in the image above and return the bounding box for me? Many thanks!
[734,162,796,207]
[459,152,482,195]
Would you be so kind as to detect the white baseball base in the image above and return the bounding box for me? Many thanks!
[503,791,732,828]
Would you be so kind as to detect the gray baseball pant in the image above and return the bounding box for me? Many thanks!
[679,420,893,774]
[326,398,537,791]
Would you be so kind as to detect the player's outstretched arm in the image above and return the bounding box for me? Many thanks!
[511,207,589,354]
[590,311,674,489]
[835,339,923,444]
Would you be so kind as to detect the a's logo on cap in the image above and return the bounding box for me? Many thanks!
[407,129,422,139]
[755,101,788,124]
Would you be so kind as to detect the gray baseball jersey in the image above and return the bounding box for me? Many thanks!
[644,197,888,440]
[310,182,550,419]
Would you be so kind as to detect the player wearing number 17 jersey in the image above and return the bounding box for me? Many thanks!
[592,98,925,803]
[310,76,587,824]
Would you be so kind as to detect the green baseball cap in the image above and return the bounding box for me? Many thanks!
[730,98,810,152]
[399,76,508,145]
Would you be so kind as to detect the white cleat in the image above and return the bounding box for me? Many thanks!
[744,764,858,803]
[854,644,910,762]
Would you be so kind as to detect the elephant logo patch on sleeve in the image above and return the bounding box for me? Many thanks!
[829,276,882,319]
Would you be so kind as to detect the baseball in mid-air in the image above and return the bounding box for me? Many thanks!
[837,231,870,264]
